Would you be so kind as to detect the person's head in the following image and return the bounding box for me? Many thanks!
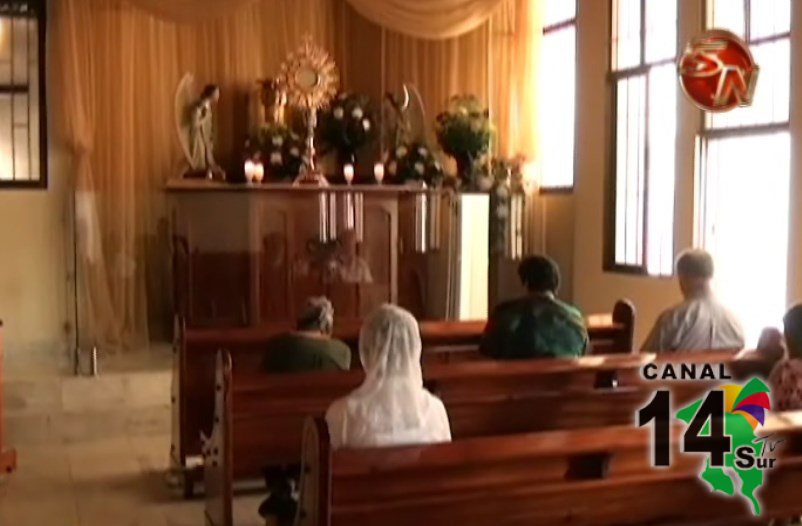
[358,304,422,383]
[783,304,802,358]
[201,84,220,103]
[675,249,714,299]
[296,296,334,335]
[517,255,560,295]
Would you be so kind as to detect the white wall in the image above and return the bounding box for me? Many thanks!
[0,149,70,352]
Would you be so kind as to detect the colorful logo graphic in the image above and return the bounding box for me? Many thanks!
[639,376,777,515]
[678,29,759,112]
[676,379,772,515]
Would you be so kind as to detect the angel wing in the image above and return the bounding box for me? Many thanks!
[174,73,197,169]
[404,84,428,145]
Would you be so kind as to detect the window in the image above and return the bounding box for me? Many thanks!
[607,0,678,276]
[697,0,791,345]
[538,0,575,190]
[0,0,46,188]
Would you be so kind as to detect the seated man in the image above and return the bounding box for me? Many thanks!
[770,304,802,411]
[641,249,744,353]
[262,296,351,372]
[479,255,588,360]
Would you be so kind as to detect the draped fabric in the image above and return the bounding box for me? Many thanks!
[50,0,542,350]
[344,0,504,40]
[122,0,261,23]
[52,0,339,350]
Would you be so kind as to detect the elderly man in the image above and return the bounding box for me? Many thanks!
[262,296,351,372]
[641,249,744,353]
[480,255,588,360]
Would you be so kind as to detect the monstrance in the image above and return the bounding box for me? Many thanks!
[278,37,339,186]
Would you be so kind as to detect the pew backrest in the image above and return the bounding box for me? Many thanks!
[174,299,636,484]
[298,414,802,526]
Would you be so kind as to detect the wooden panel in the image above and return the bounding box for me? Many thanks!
[256,197,292,324]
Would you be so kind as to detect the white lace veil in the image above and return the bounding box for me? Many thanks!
[326,303,450,447]
[358,303,424,389]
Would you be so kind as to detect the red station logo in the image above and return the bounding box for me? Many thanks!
[678,29,759,112]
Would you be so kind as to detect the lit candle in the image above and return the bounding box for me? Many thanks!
[244,159,256,183]
[343,163,355,185]
[373,162,385,184]
[253,161,265,183]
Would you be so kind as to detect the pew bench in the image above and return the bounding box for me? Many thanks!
[202,349,748,522]
[293,413,802,526]
[174,299,635,493]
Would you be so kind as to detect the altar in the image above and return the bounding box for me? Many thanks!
[167,179,455,328]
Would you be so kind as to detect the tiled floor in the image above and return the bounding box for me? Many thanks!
[0,344,263,525]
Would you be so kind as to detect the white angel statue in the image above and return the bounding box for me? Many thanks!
[174,73,224,179]
[383,83,428,149]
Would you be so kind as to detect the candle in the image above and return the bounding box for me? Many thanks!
[343,163,355,185]
[253,161,265,183]
[244,159,256,183]
[373,162,385,184]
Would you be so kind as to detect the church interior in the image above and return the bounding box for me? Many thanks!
[2,0,802,524]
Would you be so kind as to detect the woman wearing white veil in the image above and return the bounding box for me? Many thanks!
[325,304,452,448]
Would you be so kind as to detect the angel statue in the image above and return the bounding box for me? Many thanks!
[383,83,428,149]
[174,73,224,179]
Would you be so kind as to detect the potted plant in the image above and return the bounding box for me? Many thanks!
[246,123,305,182]
[318,92,377,176]
[385,142,444,187]
[435,95,493,191]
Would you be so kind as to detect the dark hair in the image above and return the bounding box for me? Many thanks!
[784,304,802,356]
[200,84,219,100]
[675,249,714,279]
[518,255,560,293]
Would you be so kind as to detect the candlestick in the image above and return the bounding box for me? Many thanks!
[373,162,385,184]
[244,159,256,183]
[253,162,265,183]
[343,163,355,185]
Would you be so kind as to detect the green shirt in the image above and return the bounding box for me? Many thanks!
[479,295,588,360]
[262,333,352,373]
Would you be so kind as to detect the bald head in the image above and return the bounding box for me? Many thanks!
[676,249,714,299]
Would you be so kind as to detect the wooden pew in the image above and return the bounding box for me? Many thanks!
[202,349,745,522]
[293,414,802,526]
[0,321,17,474]
[174,299,635,488]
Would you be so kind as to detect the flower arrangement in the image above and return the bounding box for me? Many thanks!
[246,123,305,181]
[386,142,444,187]
[318,92,377,160]
[435,95,493,189]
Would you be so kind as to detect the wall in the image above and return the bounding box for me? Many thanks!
[0,150,70,352]
[571,0,703,346]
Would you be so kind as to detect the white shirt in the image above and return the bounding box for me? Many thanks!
[641,295,745,353]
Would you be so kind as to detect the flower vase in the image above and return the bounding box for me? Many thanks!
[455,154,478,191]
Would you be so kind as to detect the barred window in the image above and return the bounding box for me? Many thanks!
[0,0,46,188]
[539,0,576,190]
[607,0,678,276]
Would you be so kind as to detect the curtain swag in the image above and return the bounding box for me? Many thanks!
[123,0,505,39]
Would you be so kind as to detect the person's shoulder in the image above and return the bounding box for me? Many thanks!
[327,338,353,367]
[492,297,528,314]
[553,299,584,318]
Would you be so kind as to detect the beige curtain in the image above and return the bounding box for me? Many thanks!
[52,0,339,351]
[122,0,261,22]
[345,0,504,40]
[50,0,541,350]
